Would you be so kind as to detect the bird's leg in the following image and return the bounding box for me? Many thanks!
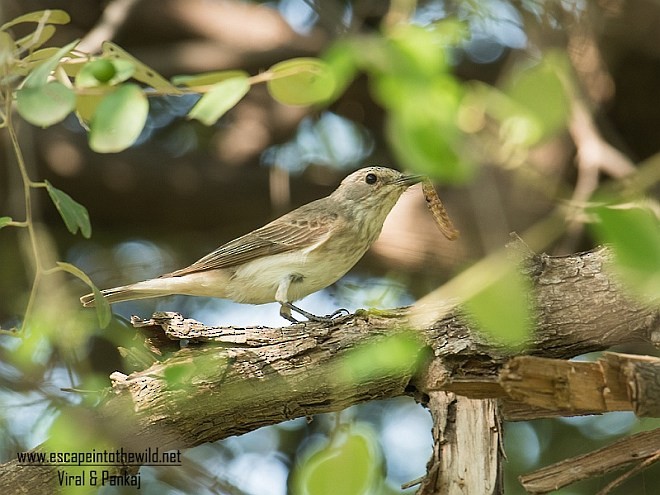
[279,303,300,323]
[276,276,301,323]
[276,275,350,323]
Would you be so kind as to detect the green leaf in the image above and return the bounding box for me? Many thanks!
[384,80,473,183]
[0,9,70,31]
[102,41,182,94]
[88,83,149,153]
[75,60,134,125]
[172,69,249,87]
[464,261,533,347]
[75,93,105,128]
[45,180,91,238]
[188,76,250,125]
[341,334,422,383]
[16,81,75,127]
[163,363,197,390]
[22,46,60,61]
[387,24,449,77]
[56,262,111,328]
[15,24,56,53]
[267,58,335,106]
[292,426,382,495]
[322,41,358,100]
[0,31,15,62]
[590,204,660,299]
[0,216,12,229]
[22,39,78,88]
[503,52,570,144]
[76,58,134,88]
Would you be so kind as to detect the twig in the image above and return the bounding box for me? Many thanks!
[4,89,43,332]
[77,0,142,54]
[519,429,660,494]
[595,450,660,495]
[561,97,636,251]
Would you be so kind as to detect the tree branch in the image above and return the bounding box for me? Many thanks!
[77,0,143,54]
[519,428,660,494]
[0,247,658,494]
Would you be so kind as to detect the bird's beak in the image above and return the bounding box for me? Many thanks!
[395,174,424,187]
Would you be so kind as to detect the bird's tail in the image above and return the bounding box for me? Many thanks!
[80,280,172,307]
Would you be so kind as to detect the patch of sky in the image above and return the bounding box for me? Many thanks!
[274,0,319,34]
[380,399,433,485]
[504,421,542,470]
[459,0,528,63]
[559,412,638,441]
[262,112,374,174]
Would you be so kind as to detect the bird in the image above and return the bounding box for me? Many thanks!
[80,166,423,322]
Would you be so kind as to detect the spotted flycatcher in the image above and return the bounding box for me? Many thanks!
[80,166,423,322]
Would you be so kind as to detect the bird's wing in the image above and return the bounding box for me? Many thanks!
[166,204,339,277]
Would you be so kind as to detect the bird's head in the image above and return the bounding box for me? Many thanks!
[331,167,423,208]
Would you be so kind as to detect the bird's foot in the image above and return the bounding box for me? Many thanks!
[280,303,351,324]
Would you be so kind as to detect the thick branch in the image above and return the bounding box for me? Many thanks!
[417,393,502,495]
[77,248,660,449]
[499,353,660,417]
[96,247,657,450]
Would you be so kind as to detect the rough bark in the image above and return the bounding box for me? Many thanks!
[499,353,660,417]
[417,393,503,495]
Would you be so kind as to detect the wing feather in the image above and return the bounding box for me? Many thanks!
[166,202,338,277]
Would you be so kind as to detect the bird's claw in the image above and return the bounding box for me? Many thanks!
[328,308,350,319]
[280,303,351,324]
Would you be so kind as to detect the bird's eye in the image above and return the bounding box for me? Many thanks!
[365,173,378,185]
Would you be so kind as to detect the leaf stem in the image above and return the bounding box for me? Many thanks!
[4,88,44,332]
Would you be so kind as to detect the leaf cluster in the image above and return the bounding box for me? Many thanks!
[2,10,337,153]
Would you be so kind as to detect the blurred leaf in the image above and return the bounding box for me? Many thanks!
[0,30,15,61]
[464,260,533,347]
[56,262,111,328]
[367,40,471,183]
[15,24,55,52]
[45,181,92,238]
[163,363,197,390]
[387,24,449,77]
[292,426,382,495]
[76,58,134,88]
[429,18,470,46]
[267,58,335,106]
[322,41,358,99]
[385,95,471,183]
[46,406,113,477]
[88,83,149,153]
[22,39,78,88]
[12,330,51,369]
[503,52,570,144]
[188,76,250,125]
[75,93,106,128]
[0,216,12,228]
[589,203,660,299]
[341,333,422,383]
[84,59,116,83]
[102,41,183,94]
[0,9,70,31]
[16,81,75,127]
[172,69,249,87]
[19,46,60,68]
